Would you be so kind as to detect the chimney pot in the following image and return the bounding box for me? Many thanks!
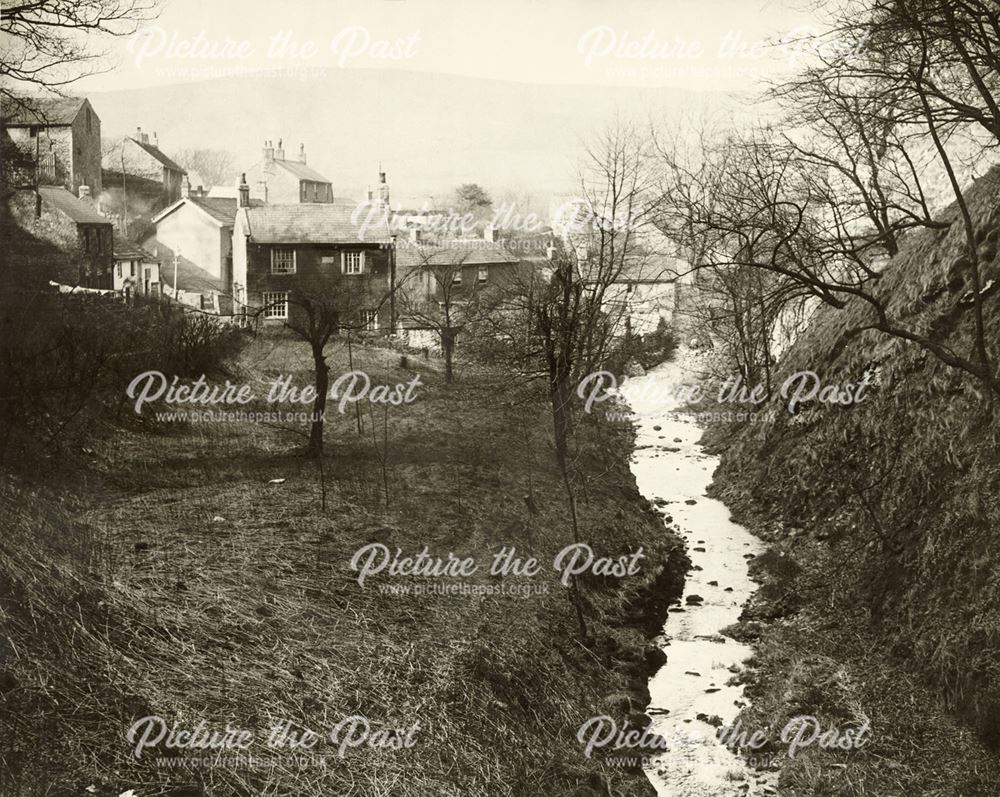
[135,126,142,140]
[299,143,306,164]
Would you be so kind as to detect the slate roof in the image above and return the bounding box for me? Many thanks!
[113,233,158,261]
[37,186,110,224]
[395,239,519,268]
[2,96,86,126]
[273,158,332,184]
[573,227,688,283]
[128,137,187,173]
[151,196,263,227]
[241,203,392,244]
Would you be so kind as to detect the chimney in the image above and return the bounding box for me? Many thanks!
[135,126,142,141]
[483,223,496,243]
[367,185,373,201]
[378,169,390,208]
[181,175,191,199]
[238,173,250,208]
[153,131,159,148]
[299,143,307,164]
[263,140,274,162]
[78,185,92,203]
[409,227,421,244]
[275,138,285,160]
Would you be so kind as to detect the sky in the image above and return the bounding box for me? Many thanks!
[75,0,819,93]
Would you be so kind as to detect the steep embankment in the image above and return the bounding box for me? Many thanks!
[0,337,687,797]
[703,168,1000,795]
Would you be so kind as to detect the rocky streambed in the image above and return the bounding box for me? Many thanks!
[623,358,778,796]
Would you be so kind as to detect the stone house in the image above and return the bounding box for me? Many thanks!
[232,192,394,330]
[112,234,160,298]
[2,186,113,289]
[394,233,523,347]
[395,234,520,301]
[243,140,333,204]
[102,127,186,206]
[1,96,102,197]
[144,184,264,296]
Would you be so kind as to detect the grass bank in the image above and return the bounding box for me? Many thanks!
[0,333,687,796]
[695,169,1000,794]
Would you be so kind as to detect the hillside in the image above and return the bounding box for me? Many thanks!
[701,167,1000,794]
[87,70,708,205]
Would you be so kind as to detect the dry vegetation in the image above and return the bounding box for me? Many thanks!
[702,168,1000,795]
[0,333,688,796]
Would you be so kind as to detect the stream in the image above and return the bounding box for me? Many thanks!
[623,357,777,796]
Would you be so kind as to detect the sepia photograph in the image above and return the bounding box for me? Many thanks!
[1,0,999,795]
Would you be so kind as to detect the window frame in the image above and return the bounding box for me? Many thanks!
[270,247,296,275]
[362,308,379,332]
[477,265,488,283]
[262,291,289,320]
[342,251,365,275]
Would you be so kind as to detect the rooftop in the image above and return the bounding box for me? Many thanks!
[241,203,392,245]
[37,186,109,224]
[128,137,187,173]
[113,233,158,261]
[151,195,264,227]
[2,96,88,126]
[272,158,332,184]
[395,239,520,269]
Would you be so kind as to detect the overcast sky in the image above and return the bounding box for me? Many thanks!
[76,0,818,93]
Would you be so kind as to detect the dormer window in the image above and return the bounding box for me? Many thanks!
[477,266,488,283]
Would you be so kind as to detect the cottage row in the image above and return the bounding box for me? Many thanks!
[1,95,685,337]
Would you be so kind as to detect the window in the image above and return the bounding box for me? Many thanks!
[452,270,462,284]
[263,292,288,319]
[362,309,379,331]
[477,266,488,283]
[29,126,38,138]
[271,248,295,274]
[343,251,364,275]
[117,262,122,278]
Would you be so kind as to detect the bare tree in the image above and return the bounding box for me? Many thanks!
[173,148,238,190]
[473,121,664,640]
[397,245,486,383]
[252,266,393,458]
[1,0,159,105]
[655,1,1000,401]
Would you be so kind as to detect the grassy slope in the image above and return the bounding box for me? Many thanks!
[700,169,1000,794]
[0,335,688,797]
